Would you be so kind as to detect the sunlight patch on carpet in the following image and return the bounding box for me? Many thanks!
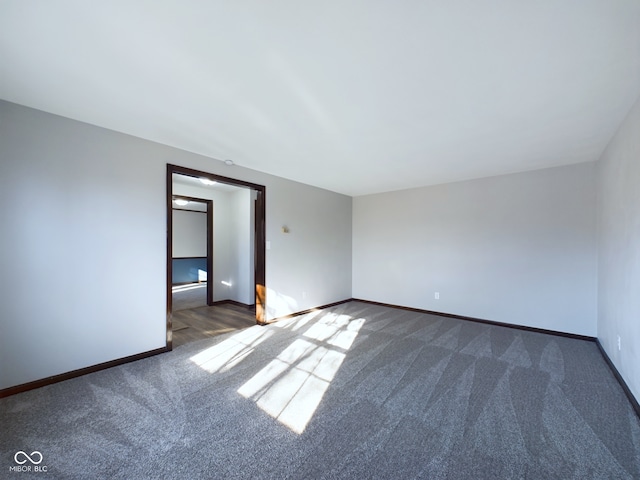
[189,325,274,373]
[305,314,365,350]
[273,309,323,331]
[238,312,366,434]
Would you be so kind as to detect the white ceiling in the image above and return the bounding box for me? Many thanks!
[1,1,639,196]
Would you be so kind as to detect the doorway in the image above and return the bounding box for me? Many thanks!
[166,164,266,349]
[171,195,213,310]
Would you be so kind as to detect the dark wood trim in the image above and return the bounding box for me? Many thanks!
[265,299,352,324]
[206,198,214,307]
[170,164,266,191]
[596,340,640,419]
[166,164,174,349]
[351,298,597,342]
[168,164,266,335]
[212,299,255,309]
[0,347,169,399]
[172,194,210,212]
[255,189,266,324]
[172,207,208,214]
[172,195,210,203]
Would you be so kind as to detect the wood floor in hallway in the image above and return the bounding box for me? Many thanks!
[171,300,257,348]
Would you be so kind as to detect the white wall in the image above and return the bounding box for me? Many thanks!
[353,163,598,336]
[0,100,352,390]
[597,96,640,404]
[230,189,255,305]
[266,179,353,319]
[172,209,207,258]
[0,102,167,389]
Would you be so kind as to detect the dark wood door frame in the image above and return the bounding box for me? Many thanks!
[166,164,267,349]
[171,195,214,306]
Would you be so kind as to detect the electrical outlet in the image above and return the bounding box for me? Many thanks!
[302,291,307,299]
[617,335,621,351]
[434,292,440,300]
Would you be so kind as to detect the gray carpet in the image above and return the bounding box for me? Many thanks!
[2,301,639,479]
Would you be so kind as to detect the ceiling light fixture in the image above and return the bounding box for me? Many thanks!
[174,199,189,206]
[200,178,216,186]
[224,159,234,166]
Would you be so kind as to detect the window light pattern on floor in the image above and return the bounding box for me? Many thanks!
[189,325,274,374]
[172,283,207,293]
[238,311,366,434]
